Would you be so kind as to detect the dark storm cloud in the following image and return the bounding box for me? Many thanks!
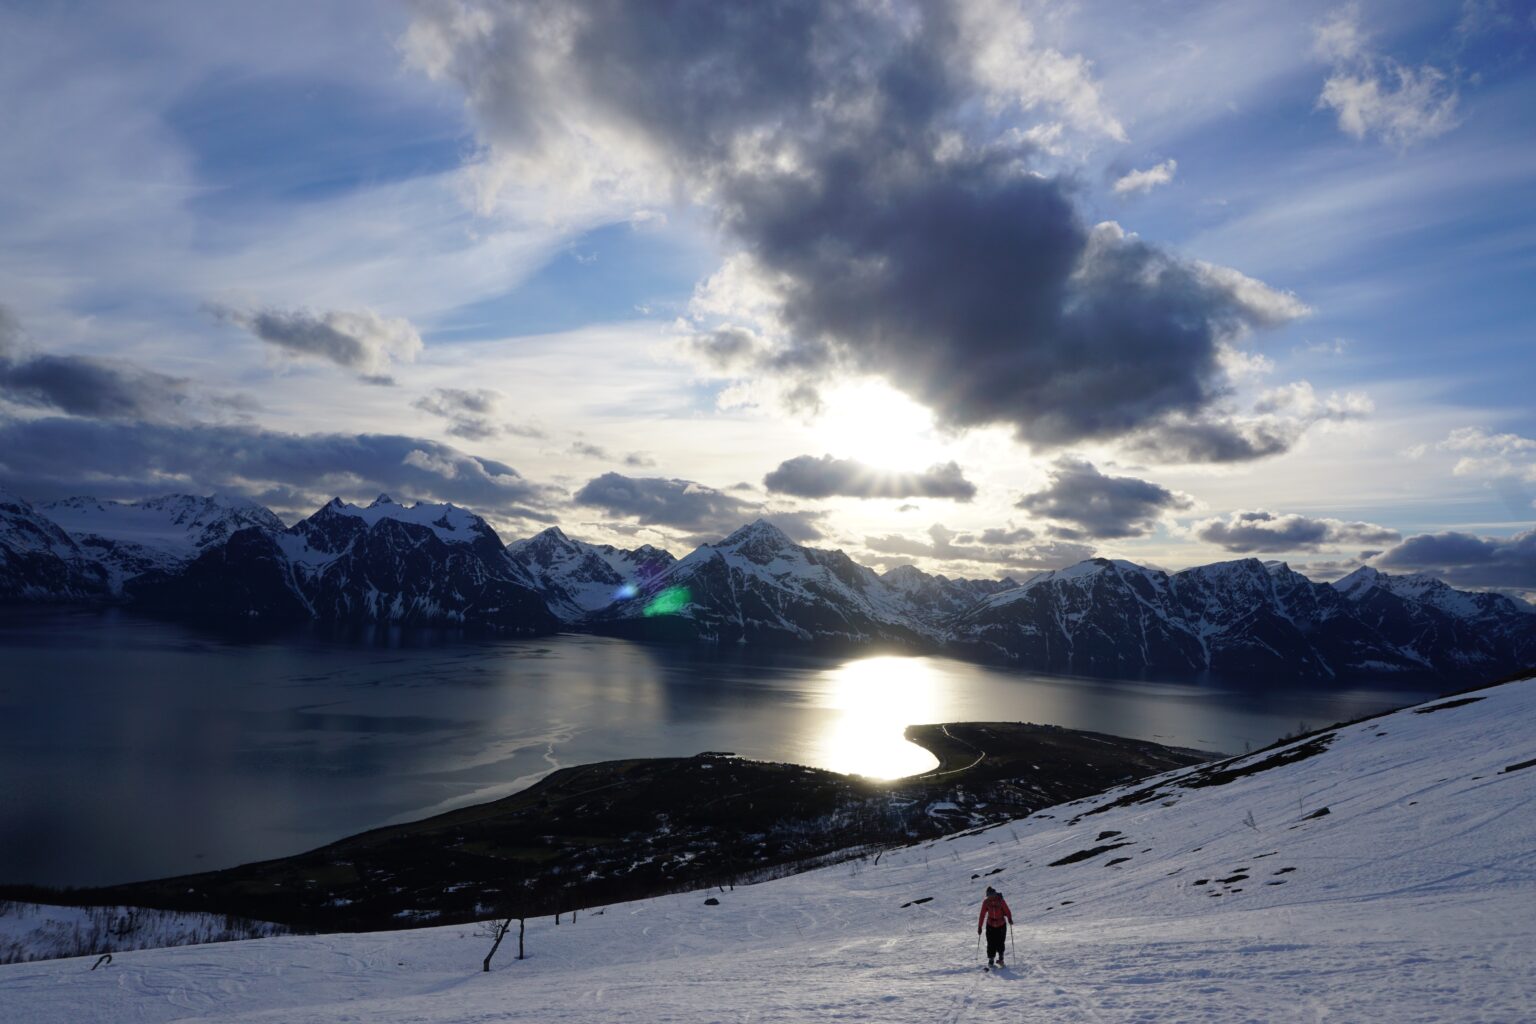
[573,471,755,532]
[0,303,193,420]
[213,305,422,380]
[0,351,192,421]
[411,1,1306,451]
[862,522,1093,571]
[1375,529,1536,589]
[1123,418,1293,464]
[763,454,976,501]
[1195,510,1400,553]
[572,470,825,541]
[412,387,542,441]
[1016,457,1191,539]
[0,416,557,519]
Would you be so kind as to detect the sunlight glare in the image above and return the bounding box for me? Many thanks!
[813,656,944,779]
[813,380,946,471]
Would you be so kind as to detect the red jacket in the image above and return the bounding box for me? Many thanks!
[978,894,1012,929]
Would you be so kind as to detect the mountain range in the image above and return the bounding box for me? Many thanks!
[2,488,1532,682]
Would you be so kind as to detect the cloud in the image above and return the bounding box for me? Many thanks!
[1314,5,1460,148]
[0,415,558,523]
[412,387,542,442]
[1194,509,1399,553]
[1125,381,1370,464]
[1411,426,1536,483]
[758,509,827,543]
[571,470,832,543]
[763,455,977,501]
[214,305,423,381]
[408,1,1306,451]
[0,304,194,421]
[1016,457,1192,539]
[0,351,193,422]
[573,471,756,533]
[863,522,1093,572]
[1374,528,1536,590]
[1113,159,1178,195]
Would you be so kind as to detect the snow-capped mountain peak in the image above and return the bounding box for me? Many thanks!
[717,518,798,562]
[314,496,494,546]
[33,493,286,592]
[1332,565,1385,598]
[508,526,675,620]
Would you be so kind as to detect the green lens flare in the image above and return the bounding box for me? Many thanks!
[642,585,690,617]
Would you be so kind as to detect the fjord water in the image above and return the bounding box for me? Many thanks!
[0,611,1445,887]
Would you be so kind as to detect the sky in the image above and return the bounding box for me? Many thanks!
[0,0,1532,594]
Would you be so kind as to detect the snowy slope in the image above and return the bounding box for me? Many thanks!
[6,676,1535,1022]
[41,494,285,591]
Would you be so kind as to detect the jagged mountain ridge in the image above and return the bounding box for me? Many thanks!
[945,556,1441,680]
[506,526,675,620]
[40,493,286,592]
[2,494,1532,680]
[589,519,935,647]
[0,488,110,602]
[129,495,558,633]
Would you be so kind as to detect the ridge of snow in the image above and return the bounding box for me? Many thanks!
[319,497,488,545]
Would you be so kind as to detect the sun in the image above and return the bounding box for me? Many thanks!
[812,379,947,470]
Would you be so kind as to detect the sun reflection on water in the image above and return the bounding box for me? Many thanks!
[812,656,943,779]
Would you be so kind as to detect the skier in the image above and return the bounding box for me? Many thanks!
[976,885,1012,968]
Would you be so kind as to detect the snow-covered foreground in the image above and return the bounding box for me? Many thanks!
[0,903,285,966]
[6,678,1536,1023]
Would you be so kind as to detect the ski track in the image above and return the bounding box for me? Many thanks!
[5,677,1536,1022]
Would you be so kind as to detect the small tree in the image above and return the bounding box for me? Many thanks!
[479,916,525,972]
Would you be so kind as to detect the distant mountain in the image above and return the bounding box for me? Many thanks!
[42,494,286,592]
[130,495,558,633]
[4,488,1531,682]
[0,489,109,602]
[589,519,934,647]
[1333,566,1536,677]
[947,556,1534,682]
[879,563,1018,629]
[507,526,675,621]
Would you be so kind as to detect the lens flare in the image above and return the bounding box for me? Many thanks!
[642,585,691,617]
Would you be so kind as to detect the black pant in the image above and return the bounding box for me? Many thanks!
[985,924,1007,959]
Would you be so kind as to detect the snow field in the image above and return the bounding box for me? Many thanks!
[3,677,1534,1022]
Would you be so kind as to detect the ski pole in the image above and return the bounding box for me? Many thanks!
[976,931,981,961]
[1009,924,1015,961]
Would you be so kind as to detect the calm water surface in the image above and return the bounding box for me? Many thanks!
[0,610,1447,886]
